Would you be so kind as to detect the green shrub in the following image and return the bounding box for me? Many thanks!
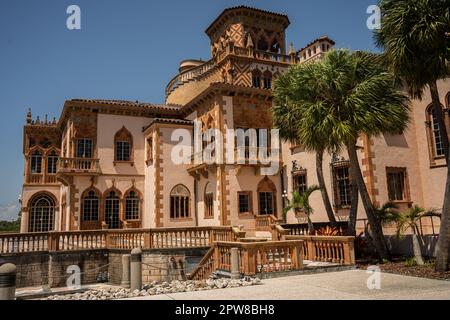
[404,257,417,267]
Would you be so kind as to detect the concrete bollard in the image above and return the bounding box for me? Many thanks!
[130,248,142,291]
[0,263,17,300]
[230,248,240,280]
[120,254,131,288]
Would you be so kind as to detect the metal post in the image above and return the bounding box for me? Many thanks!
[120,254,131,288]
[0,263,17,300]
[130,248,142,291]
[230,248,240,280]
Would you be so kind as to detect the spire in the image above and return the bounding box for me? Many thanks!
[289,42,295,55]
[246,34,254,48]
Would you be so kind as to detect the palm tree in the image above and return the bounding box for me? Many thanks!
[380,205,441,265]
[276,49,409,260]
[375,0,450,271]
[273,62,338,228]
[283,186,321,235]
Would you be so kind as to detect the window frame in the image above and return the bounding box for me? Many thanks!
[386,167,410,203]
[124,190,140,221]
[76,138,93,158]
[170,185,191,220]
[332,162,352,209]
[238,191,253,216]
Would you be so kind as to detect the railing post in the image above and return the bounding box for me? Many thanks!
[121,254,131,288]
[143,231,152,249]
[47,232,58,252]
[130,248,142,291]
[230,247,240,280]
[294,242,304,270]
[307,237,315,261]
[0,263,17,300]
[343,238,356,265]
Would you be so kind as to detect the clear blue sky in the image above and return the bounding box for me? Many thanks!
[0,0,378,220]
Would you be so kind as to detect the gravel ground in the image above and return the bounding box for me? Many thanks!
[40,277,262,300]
[358,260,450,281]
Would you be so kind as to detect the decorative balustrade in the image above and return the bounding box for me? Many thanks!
[189,240,304,280]
[0,232,49,253]
[57,158,101,175]
[255,215,281,231]
[29,174,43,184]
[278,222,348,238]
[166,58,218,96]
[284,235,355,265]
[0,226,242,254]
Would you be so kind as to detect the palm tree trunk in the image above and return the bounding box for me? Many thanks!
[347,178,359,236]
[430,81,450,272]
[347,140,390,260]
[316,151,337,227]
[307,215,315,235]
[412,226,424,266]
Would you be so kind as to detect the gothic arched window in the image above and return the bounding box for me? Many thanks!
[30,150,43,174]
[82,189,100,222]
[47,150,58,174]
[114,127,133,162]
[204,183,214,218]
[104,190,120,229]
[125,190,140,220]
[263,71,272,89]
[252,70,261,88]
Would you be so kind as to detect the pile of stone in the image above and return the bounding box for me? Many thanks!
[41,277,262,300]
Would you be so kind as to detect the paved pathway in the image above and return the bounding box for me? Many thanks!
[127,270,450,300]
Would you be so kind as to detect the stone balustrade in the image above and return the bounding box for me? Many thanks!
[0,226,242,254]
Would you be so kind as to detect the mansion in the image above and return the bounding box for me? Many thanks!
[20,6,449,234]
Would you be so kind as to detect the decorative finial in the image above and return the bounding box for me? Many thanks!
[26,108,32,125]
[289,42,295,55]
[44,114,48,124]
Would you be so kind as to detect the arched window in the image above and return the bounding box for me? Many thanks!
[263,71,272,89]
[257,177,277,216]
[125,190,140,220]
[28,194,55,232]
[204,183,214,218]
[270,40,281,54]
[427,105,445,157]
[257,38,269,51]
[47,150,58,174]
[82,190,99,222]
[30,150,42,174]
[104,190,120,229]
[252,70,261,88]
[170,185,190,219]
[114,127,133,162]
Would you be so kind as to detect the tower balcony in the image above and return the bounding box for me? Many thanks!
[57,158,101,176]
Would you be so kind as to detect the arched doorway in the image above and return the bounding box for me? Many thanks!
[28,194,55,232]
[257,177,277,216]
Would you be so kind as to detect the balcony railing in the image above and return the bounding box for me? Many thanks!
[25,173,58,185]
[57,158,101,175]
[165,45,293,98]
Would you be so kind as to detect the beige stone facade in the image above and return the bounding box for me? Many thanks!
[20,6,449,235]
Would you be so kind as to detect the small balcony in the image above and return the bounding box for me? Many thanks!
[57,158,101,176]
